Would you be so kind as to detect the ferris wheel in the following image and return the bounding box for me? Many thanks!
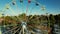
[0,0,47,34]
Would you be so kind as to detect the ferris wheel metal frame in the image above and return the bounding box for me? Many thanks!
[0,0,49,34]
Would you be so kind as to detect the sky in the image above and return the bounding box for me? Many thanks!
[0,0,60,16]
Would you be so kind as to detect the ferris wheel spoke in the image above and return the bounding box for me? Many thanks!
[3,26,18,34]
[0,24,17,27]
[9,7,21,21]
[25,0,31,22]
[19,28,22,34]
[13,27,20,34]
[20,2,24,14]
[29,7,35,19]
